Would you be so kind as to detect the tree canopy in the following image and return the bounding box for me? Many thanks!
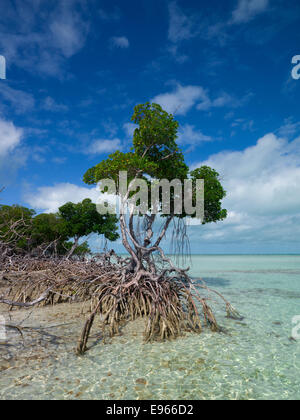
[83,102,227,224]
[58,198,119,242]
[0,199,119,258]
[58,199,119,258]
[0,204,35,251]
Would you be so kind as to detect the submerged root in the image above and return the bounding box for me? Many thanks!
[76,269,234,355]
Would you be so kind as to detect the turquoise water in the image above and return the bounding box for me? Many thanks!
[0,255,299,400]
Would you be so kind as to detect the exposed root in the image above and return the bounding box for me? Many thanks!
[0,249,241,356]
[76,260,241,354]
[0,252,122,309]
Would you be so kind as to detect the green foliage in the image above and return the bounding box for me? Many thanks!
[31,213,67,244]
[58,198,119,242]
[83,102,227,224]
[190,166,227,223]
[63,240,91,256]
[0,199,119,257]
[83,103,188,187]
[0,204,35,223]
[131,103,188,181]
[30,213,69,255]
[0,205,35,250]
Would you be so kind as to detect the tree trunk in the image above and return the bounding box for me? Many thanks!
[120,209,174,281]
[66,237,79,260]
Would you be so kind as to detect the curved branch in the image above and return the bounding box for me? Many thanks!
[0,287,52,307]
[143,214,156,247]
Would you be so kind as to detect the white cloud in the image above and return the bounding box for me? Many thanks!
[123,122,137,138]
[168,1,198,43]
[231,0,269,24]
[0,0,89,77]
[0,118,26,184]
[85,138,122,155]
[110,36,130,49]
[152,84,208,115]
[177,124,212,148]
[166,2,199,63]
[191,133,300,244]
[152,84,249,115]
[24,183,100,213]
[25,183,118,215]
[49,8,88,58]
[197,91,252,111]
[0,118,23,157]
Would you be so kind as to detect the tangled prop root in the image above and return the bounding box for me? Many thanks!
[76,268,240,355]
[0,250,241,355]
[0,253,120,309]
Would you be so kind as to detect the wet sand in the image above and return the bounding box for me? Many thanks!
[0,302,92,373]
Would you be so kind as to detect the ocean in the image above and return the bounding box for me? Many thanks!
[0,255,299,400]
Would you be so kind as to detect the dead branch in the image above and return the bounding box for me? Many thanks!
[0,287,52,307]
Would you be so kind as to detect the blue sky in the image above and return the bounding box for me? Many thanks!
[0,0,300,254]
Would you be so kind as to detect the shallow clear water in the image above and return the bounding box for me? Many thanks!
[1,255,299,400]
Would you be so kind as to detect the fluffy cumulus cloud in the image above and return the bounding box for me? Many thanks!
[85,138,122,155]
[190,133,300,245]
[24,183,118,216]
[177,124,212,149]
[152,84,208,115]
[231,0,269,24]
[0,118,23,157]
[151,84,248,115]
[0,118,25,183]
[24,183,100,213]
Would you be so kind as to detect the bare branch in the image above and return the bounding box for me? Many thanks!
[0,287,52,307]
